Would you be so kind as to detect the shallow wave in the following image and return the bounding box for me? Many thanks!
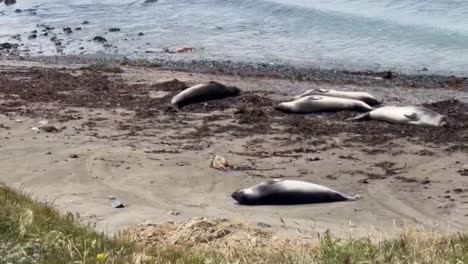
[259,0,468,34]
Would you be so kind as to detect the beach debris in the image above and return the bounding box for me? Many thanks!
[111,199,125,208]
[39,125,63,133]
[211,155,229,170]
[168,210,180,216]
[93,36,107,43]
[458,165,468,176]
[38,120,48,126]
[163,47,195,54]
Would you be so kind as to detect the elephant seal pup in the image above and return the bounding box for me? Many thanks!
[295,88,381,106]
[171,81,241,108]
[275,95,373,114]
[231,179,360,205]
[346,106,448,127]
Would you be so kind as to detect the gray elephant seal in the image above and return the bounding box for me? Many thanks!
[231,179,360,205]
[171,81,241,108]
[346,106,448,127]
[295,88,381,106]
[275,95,373,114]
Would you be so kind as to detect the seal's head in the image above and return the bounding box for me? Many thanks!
[438,115,449,127]
[228,85,241,96]
[231,188,256,205]
[274,102,293,113]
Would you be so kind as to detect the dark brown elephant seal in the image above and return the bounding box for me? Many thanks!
[170,81,241,108]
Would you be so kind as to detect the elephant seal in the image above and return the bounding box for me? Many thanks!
[171,81,241,108]
[346,106,448,127]
[295,88,381,106]
[275,95,373,114]
[231,179,360,205]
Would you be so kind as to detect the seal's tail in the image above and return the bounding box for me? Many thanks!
[346,112,370,122]
[347,194,362,201]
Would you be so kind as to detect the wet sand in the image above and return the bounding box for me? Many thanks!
[0,60,467,239]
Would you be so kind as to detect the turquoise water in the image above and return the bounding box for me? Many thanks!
[1,0,467,75]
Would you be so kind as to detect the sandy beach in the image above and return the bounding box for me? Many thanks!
[0,59,467,241]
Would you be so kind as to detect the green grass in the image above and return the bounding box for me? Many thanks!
[1,184,467,264]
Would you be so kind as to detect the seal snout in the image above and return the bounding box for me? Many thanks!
[439,115,449,127]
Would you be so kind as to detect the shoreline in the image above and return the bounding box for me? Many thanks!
[2,55,468,91]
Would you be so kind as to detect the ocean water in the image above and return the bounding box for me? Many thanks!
[1,0,467,75]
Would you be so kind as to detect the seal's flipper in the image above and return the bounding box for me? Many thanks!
[404,112,419,121]
[346,194,362,201]
[346,112,370,122]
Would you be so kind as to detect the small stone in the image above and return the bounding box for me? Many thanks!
[68,154,79,159]
[109,27,120,32]
[93,36,107,43]
[14,119,23,123]
[168,210,180,216]
[74,27,82,31]
[453,188,465,194]
[82,20,90,24]
[421,179,431,184]
[138,32,144,36]
[63,27,73,34]
[111,200,125,208]
[14,9,21,13]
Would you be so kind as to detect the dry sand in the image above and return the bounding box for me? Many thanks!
[0,60,467,240]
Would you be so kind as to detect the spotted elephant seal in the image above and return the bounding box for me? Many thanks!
[294,88,381,106]
[231,179,360,205]
[346,106,448,127]
[275,95,373,114]
[171,81,241,108]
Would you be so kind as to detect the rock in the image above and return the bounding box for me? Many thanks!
[74,27,82,31]
[14,8,21,13]
[93,36,107,43]
[458,165,468,176]
[144,0,158,3]
[31,127,40,133]
[111,199,125,208]
[39,125,63,133]
[82,20,90,24]
[4,0,16,5]
[109,27,120,32]
[63,27,73,34]
[68,154,79,159]
[168,210,180,216]
[0,42,19,50]
[382,71,393,80]
[14,119,23,123]
[453,188,465,194]
[138,32,144,36]
[211,155,229,170]
[28,34,37,40]
[421,67,428,71]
